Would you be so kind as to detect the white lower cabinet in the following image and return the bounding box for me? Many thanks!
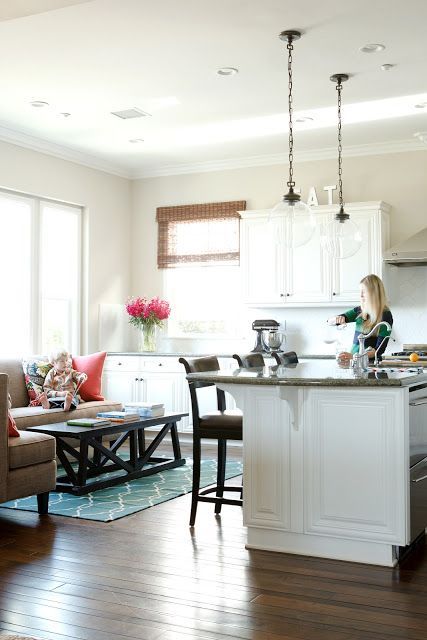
[303,388,407,544]
[102,370,142,405]
[103,356,190,430]
[219,382,409,565]
[103,355,238,432]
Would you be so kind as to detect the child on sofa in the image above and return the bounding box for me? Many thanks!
[42,349,87,412]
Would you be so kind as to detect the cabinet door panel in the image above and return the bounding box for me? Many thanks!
[304,389,407,544]
[241,216,284,304]
[288,213,330,302]
[243,386,293,530]
[102,371,138,404]
[332,211,378,303]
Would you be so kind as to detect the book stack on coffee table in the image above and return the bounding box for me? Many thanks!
[96,411,140,423]
[123,402,165,418]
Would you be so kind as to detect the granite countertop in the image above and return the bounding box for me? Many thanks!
[107,352,336,359]
[186,359,427,387]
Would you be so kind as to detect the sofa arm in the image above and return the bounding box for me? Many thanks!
[0,373,9,502]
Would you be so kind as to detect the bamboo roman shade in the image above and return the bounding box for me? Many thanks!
[156,200,246,268]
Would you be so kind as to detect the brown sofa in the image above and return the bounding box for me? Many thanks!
[1,358,121,430]
[0,373,56,514]
[0,358,122,514]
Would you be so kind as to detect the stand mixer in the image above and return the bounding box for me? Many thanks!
[251,319,285,353]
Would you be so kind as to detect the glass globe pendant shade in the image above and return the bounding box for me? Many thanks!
[272,196,316,248]
[321,216,362,259]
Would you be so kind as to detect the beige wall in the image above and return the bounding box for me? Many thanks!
[131,150,427,296]
[131,149,427,353]
[0,140,131,353]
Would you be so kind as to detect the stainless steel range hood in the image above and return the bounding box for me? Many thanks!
[383,228,427,266]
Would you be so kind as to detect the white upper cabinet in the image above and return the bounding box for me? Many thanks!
[240,201,390,307]
[240,212,285,304]
[331,203,390,303]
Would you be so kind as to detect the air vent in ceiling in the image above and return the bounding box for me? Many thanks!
[110,107,151,119]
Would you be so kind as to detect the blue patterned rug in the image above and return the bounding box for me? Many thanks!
[0,459,242,522]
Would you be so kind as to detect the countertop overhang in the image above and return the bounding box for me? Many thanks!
[186,359,427,387]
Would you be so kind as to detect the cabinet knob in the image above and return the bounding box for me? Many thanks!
[280,293,284,297]
[139,378,144,382]
[117,362,122,366]
[286,293,291,297]
[158,363,163,367]
[134,377,138,382]
[332,292,336,296]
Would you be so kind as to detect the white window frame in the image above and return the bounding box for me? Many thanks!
[0,187,83,355]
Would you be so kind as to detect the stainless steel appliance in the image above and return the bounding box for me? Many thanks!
[389,344,427,361]
[405,383,427,551]
[251,319,284,353]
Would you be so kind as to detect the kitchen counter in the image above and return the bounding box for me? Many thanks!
[107,352,336,359]
[186,361,426,567]
[187,358,426,387]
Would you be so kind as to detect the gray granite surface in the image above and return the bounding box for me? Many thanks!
[186,359,427,387]
[107,352,335,359]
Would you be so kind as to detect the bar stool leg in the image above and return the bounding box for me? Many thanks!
[215,439,226,514]
[190,433,201,526]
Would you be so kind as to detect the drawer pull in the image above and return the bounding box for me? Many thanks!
[409,397,427,406]
[412,473,427,483]
[117,362,122,366]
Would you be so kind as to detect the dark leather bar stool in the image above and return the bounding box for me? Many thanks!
[232,353,265,368]
[179,356,243,526]
[271,350,299,365]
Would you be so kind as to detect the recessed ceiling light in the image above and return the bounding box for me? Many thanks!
[216,67,239,76]
[296,116,314,123]
[414,102,427,109]
[359,43,385,53]
[30,100,49,108]
[381,63,395,71]
[414,132,427,144]
[129,138,144,144]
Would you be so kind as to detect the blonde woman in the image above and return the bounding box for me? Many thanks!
[328,274,393,366]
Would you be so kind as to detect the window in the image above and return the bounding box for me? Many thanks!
[157,200,245,338]
[0,190,82,356]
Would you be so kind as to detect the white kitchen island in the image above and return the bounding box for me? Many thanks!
[187,360,427,566]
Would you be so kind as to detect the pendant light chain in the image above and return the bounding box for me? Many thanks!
[336,79,344,208]
[287,37,295,189]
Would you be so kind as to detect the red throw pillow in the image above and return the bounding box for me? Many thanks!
[8,411,20,437]
[72,352,106,401]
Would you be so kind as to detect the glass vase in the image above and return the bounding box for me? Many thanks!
[138,324,157,352]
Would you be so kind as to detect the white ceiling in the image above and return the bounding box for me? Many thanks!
[0,0,426,177]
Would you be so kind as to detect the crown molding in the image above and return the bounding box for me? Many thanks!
[0,123,130,179]
[0,121,425,181]
[131,138,427,179]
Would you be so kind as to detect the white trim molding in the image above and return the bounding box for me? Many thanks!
[0,120,425,180]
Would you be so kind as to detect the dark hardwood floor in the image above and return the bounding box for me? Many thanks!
[1,435,427,640]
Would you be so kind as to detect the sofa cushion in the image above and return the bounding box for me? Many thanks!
[8,430,56,470]
[11,399,122,430]
[0,358,30,408]
[22,357,52,404]
[72,352,106,401]
[8,411,20,437]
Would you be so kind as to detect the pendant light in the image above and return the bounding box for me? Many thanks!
[272,30,315,248]
[321,74,362,259]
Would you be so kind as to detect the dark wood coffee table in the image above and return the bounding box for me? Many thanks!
[27,412,187,495]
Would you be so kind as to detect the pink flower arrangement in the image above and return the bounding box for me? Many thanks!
[125,296,171,329]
